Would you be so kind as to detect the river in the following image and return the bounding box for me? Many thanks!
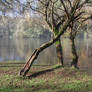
[0,37,92,73]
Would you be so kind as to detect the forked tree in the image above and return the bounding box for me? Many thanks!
[19,0,91,76]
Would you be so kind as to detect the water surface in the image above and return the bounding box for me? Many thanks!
[0,37,92,73]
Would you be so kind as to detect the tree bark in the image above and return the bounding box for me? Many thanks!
[19,19,71,76]
[55,38,63,65]
[70,37,79,68]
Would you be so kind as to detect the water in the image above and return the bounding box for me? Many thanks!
[0,37,92,73]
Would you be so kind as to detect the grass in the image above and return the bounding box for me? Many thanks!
[0,63,92,92]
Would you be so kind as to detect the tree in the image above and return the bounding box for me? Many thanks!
[68,0,92,68]
[19,0,89,76]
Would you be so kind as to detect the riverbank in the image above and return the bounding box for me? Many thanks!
[0,64,92,92]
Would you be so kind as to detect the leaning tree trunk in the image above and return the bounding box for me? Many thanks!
[55,38,63,65]
[19,18,72,77]
[70,37,79,68]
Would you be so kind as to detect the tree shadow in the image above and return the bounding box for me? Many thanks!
[28,65,63,78]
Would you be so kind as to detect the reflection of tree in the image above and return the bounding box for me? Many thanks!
[14,38,27,58]
[38,45,57,65]
[0,38,14,61]
[14,37,57,65]
[14,38,41,60]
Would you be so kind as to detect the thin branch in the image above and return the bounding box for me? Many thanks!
[67,0,73,9]
[60,0,70,19]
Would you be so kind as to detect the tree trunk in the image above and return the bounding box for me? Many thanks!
[70,37,79,68]
[55,38,63,65]
[19,18,71,76]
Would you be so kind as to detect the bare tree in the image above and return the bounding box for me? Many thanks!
[68,0,92,68]
[19,0,89,76]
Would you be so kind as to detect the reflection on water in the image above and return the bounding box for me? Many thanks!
[0,37,92,73]
[62,38,92,73]
[0,37,57,65]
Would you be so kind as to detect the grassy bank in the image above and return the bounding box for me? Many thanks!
[0,63,92,92]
